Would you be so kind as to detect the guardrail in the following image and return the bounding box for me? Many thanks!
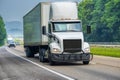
[88,42,120,47]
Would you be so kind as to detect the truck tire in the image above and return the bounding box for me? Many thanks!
[25,47,34,58]
[49,56,55,65]
[83,61,89,65]
[48,49,55,65]
[39,49,45,62]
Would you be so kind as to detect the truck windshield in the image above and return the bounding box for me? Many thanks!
[53,22,82,32]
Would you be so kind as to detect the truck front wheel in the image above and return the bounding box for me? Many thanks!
[83,61,89,65]
[49,55,55,65]
[48,49,55,65]
[25,47,34,58]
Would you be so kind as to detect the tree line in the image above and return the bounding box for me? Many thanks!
[78,0,120,42]
[0,16,6,46]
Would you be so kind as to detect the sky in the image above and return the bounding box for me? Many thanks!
[0,0,80,23]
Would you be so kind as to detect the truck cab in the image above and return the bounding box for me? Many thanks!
[45,20,91,65]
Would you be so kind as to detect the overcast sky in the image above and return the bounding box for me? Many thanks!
[0,0,80,22]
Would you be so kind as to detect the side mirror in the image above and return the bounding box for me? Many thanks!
[42,26,46,35]
[87,25,91,34]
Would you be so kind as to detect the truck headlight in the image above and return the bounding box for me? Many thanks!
[84,47,90,53]
[52,48,61,53]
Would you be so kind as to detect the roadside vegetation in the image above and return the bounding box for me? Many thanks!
[0,16,6,46]
[14,38,23,45]
[78,0,120,42]
[78,0,120,58]
[91,46,120,58]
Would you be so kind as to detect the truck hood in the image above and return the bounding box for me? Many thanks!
[53,32,83,40]
[52,32,84,52]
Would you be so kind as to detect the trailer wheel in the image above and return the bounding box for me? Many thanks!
[83,61,89,65]
[39,49,45,62]
[25,47,34,58]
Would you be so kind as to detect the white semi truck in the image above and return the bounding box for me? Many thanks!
[23,2,92,65]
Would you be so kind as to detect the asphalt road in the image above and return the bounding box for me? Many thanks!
[0,46,120,80]
[0,47,70,80]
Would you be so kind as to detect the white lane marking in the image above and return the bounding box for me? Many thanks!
[6,47,75,80]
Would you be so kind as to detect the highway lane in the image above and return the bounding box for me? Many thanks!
[0,47,72,80]
[1,46,120,80]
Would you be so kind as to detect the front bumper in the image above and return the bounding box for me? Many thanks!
[50,53,90,62]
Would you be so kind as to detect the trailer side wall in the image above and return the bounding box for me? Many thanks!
[23,2,50,46]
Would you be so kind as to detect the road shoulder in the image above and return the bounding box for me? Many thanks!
[14,46,120,68]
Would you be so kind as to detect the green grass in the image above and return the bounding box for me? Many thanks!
[91,46,120,58]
